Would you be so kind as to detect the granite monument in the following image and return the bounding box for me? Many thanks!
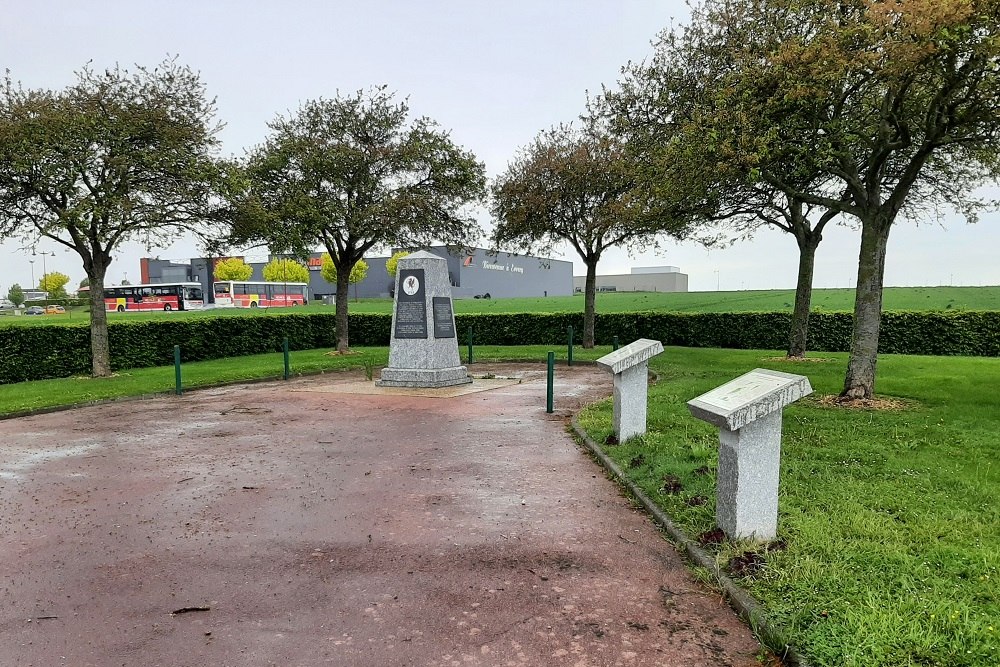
[377,251,471,388]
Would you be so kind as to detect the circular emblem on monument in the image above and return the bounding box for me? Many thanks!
[402,275,420,296]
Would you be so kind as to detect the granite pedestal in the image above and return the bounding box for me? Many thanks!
[687,368,812,541]
[596,339,664,442]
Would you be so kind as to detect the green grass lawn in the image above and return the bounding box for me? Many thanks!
[0,304,307,326]
[577,348,1000,667]
[3,285,998,327]
[0,347,391,415]
[1,344,997,665]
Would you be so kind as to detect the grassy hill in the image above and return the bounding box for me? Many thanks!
[362,285,1000,314]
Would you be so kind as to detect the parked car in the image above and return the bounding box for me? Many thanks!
[45,304,66,314]
[25,306,45,315]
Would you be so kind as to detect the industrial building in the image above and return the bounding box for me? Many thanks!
[140,246,574,303]
[572,266,688,293]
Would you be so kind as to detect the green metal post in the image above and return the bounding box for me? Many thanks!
[613,336,619,351]
[546,352,554,414]
[567,325,574,366]
[467,326,474,365]
[173,345,182,396]
[283,337,290,380]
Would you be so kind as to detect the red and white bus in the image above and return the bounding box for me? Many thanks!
[105,283,205,312]
[212,281,309,308]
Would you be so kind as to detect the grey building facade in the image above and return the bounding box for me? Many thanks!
[140,246,573,302]
[303,246,573,299]
[423,246,573,299]
[141,257,216,298]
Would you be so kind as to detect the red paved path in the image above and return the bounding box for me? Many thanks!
[0,365,761,666]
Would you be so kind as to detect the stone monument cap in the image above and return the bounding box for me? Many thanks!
[596,339,664,375]
[399,250,444,262]
[687,368,812,431]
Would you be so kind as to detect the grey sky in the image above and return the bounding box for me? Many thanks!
[3,1,998,293]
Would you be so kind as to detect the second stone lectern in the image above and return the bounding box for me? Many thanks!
[376,251,471,388]
[595,338,664,442]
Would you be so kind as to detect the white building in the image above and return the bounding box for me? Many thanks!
[573,266,688,293]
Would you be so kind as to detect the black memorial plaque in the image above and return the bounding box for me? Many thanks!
[432,297,456,338]
[393,268,427,339]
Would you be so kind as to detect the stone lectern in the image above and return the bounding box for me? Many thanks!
[376,251,471,388]
[595,339,664,442]
[687,368,812,541]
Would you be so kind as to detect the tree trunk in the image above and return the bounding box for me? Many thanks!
[583,260,597,348]
[335,263,352,353]
[787,235,819,358]
[88,266,112,377]
[842,217,892,399]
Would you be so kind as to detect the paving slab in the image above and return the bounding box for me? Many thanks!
[0,364,762,666]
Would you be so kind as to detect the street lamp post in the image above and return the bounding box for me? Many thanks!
[34,249,56,299]
[29,259,35,292]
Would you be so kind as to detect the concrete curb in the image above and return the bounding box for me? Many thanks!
[569,415,810,667]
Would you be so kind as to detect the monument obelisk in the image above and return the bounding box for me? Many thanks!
[376,251,471,388]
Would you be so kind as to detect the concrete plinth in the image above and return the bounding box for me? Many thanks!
[716,410,782,540]
[612,364,649,441]
[376,365,471,388]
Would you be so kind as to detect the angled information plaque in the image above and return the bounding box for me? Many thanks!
[687,368,812,432]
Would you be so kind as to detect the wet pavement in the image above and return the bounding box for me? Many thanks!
[0,364,762,666]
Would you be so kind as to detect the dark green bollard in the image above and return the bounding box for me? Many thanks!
[567,326,574,366]
[173,345,182,396]
[546,351,555,414]
[467,326,474,365]
[283,337,290,380]
[613,336,619,351]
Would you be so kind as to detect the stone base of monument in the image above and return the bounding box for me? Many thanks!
[376,365,471,388]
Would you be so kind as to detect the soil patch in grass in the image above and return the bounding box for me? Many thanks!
[698,527,726,546]
[762,356,835,363]
[728,551,767,578]
[660,474,684,494]
[816,394,913,410]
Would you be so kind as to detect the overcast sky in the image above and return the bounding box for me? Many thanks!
[3,0,998,293]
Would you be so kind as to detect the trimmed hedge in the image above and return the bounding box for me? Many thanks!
[0,314,342,384]
[457,311,999,357]
[2,310,998,384]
